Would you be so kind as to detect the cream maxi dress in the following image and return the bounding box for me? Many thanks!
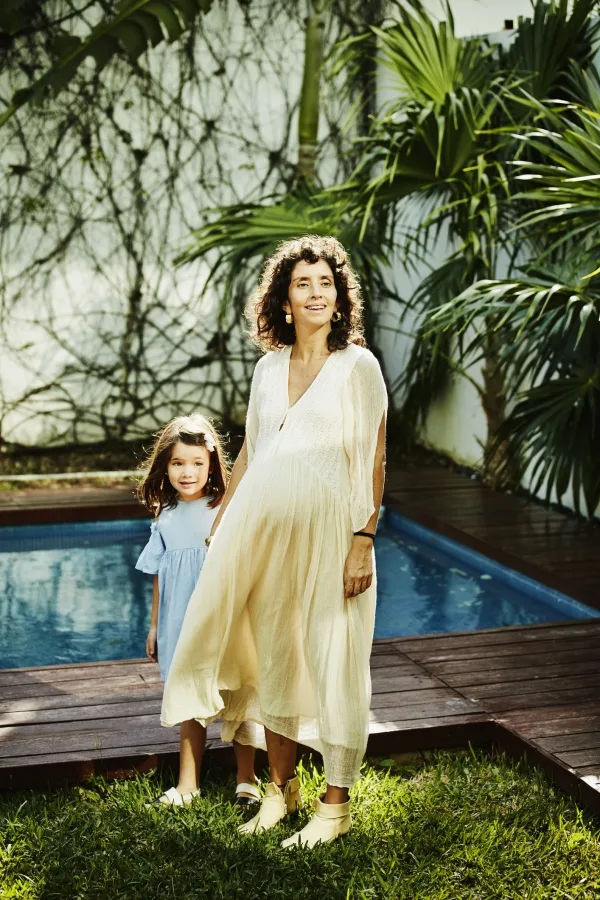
[161,342,388,788]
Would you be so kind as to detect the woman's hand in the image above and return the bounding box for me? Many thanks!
[146,626,158,663]
[343,536,374,598]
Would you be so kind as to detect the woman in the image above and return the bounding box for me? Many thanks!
[162,235,387,848]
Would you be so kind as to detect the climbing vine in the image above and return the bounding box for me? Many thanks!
[0,0,378,450]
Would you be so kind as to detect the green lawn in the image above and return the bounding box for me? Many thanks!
[1,749,599,900]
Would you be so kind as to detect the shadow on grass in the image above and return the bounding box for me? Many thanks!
[1,751,600,900]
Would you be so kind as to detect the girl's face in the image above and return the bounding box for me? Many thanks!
[284,259,337,334]
[167,441,211,502]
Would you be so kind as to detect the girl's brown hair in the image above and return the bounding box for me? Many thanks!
[247,235,365,353]
[137,414,228,516]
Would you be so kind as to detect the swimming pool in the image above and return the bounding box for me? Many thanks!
[0,511,597,669]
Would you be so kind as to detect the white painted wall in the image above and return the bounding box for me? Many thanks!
[421,0,534,37]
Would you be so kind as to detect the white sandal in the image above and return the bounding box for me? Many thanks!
[234,782,261,807]
[145,786,200,809]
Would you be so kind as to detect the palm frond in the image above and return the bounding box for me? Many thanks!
[493,371,600,517]
[503,0,600,103]
[508,104,600,258]
[426,260,600,516]
[175,189,394,327]
[373,1,492,109]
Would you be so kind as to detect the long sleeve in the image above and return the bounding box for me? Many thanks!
[135,519,166,574]
[342,350,388,532]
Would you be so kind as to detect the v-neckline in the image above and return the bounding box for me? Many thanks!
[284,344,337,412]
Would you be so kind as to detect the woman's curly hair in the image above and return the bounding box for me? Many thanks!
[247,236,365,353]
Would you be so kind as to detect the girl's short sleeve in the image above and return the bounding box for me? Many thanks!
[135,519,166,575]
[343,350,388,533]
[245,358,264,464]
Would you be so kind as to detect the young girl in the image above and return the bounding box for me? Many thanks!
[136,414,260,808]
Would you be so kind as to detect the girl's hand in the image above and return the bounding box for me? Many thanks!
[343,536,373,598]
[146,626,158,662]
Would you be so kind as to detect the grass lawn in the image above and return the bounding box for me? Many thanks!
[1,749,599,900]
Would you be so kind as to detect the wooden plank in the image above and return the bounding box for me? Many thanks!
[370,642,420,660]
[371,669,443,690]
[575,766,600,779]
[0,712,164,740]
[370,663,427,678]
[498,701,600,729]
[445,660,600,687]
[463,672,600,700]
[0,725,181,760]
[0,656,150,677]
[369,653,409,669]
[557,748,600,768]
[368,710,489,731]
[406,636,600,665]
[368,697,479,723]
[0,687,164,715]
[370,687,459,710]
[371,674,445,695]
[0,674,153,700]
[0,660,154,686]
[504,716,600,740]
[0,745,178,771]
[480,686,600,714]
[427,648,600,675]
[537,733,600,754]
[0,698,162,727]
[391,621,600,655]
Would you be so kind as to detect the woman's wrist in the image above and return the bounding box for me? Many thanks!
[353,531,376,543]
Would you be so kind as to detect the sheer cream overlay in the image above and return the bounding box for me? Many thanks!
[161,343,388,788]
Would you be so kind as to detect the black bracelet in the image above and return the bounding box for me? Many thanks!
[354,531,376,541]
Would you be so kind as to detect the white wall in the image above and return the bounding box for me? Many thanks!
[421,0,534,36]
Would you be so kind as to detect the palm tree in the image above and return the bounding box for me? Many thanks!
[428,94,600,516]
[322,0,599,487]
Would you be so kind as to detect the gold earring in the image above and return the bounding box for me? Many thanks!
[285,312,293,325]
[332,310,342,322]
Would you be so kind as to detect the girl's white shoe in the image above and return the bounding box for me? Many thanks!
[238,776,303,834]
[281,797,351,849]
[234,781,261,808]
[145,786,200,808]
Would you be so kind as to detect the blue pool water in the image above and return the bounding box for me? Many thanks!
[0,512,597,669]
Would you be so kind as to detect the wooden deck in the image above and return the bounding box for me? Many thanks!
[1,463,599,813]
[2,621,599,813]
[385,464,600,610]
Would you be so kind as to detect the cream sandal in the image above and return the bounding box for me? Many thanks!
[281,797,351,849]
[145,786,200,809]
[238,776,303,835]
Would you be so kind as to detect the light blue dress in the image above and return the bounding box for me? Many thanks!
[136,497,218,680]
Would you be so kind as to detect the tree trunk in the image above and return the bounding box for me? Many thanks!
[297,1,327,179]
[481,330,518,487]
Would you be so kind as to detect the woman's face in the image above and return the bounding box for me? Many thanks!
[167,441,211,502]
[284,258,337,333]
